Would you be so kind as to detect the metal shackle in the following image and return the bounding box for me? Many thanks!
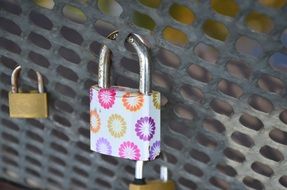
[135,153,169,183]
[11,66,44,93]
[98,31,151,95]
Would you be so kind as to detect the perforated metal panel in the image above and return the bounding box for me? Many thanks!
[0,0,287,190]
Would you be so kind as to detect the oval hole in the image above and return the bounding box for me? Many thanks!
[251,161,274,177]
[202,19,229,41]
[210,99,234,116]
[211,0,239,17]
[224,147,246,162]
[63,5,87,24]
[217,79,243,98]
[239,113,264,131]
[249,94,273,113]
[231,131,254,148]
[260,145,284,162]
[226,60,251,79]
[169,3,196,25]
[194,43,219,64]
[236,36,263,58]
[180,84,204,102]
[258,74,284,94]
[33,0,55,9]
[158,48,180,68]
[138,0,161,8]
[60,26,83,45]
[245,11,273,33]
[269,52,287,73]
[29,11,53,30]
[243,176,264,190]
[203,118,226,134]
[269,128,287,145]
[98,0,123,16]
[133,11,155,30]
[163,26,188,47]
[258,0,287,8]
[187,64,212,83]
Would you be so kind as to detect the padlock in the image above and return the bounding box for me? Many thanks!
[9,66,48,118]
[129,160,176,190]
[90,32,161,161]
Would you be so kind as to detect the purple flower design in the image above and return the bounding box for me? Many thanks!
[96,138,112,155]
[149,141,161,160]
[89,88,93,102]
[135,117,156,141]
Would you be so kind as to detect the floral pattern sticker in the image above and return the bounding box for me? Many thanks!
[122,92,144,112]
[90,110,101,133]
[135,117,156,141]
[149,141,160,160]
[119,141,141,160]
[98,88,116,109]
[96,138,112,155]
[152,92,160,109]
[108,114,127,138]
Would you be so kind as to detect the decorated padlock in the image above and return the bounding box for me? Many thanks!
[129,160,176,190]
[9,66,48,118]
[90,32,161,161]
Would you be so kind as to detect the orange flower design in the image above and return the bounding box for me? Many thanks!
[90,110,100,133]
[108,114,127,138]
[152,92,160,109]
[122,92,144,112]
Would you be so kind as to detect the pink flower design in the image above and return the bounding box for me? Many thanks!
[98,88,116,109]
[119,141,141,160]
[135,117,156,141]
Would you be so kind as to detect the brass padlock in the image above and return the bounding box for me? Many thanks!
[129,160,176,190]
[9,66,48,118]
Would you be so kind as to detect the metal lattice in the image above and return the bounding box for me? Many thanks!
[0,0,287,189]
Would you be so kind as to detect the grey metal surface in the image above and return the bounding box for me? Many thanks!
[0,0,286,190]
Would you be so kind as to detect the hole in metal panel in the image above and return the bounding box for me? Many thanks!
[210,176,230,190]
[190,148,210,163]
[279,110,287,124]
[178,177,197,189]
[211,0,239,17]
[56,65,79,82]
[239,113,264,131]
[231,131,254,148]
[245,11,274,33]
[63,5,87,24]
[187,64,212,83]
[196,133,218,149]
[249,94,274,113]
[60,26,83,45]
[210,99,234,116]
[251,161,274,177]
[216,163,237,177]
[0,37,21,54]
[138,0,161,8]
[29,11,53,30]
[202,19,229,41]
[217,79,243,98]
[226,60,251,79]
[28,32,52,50]
[0,17,21,36]
[169,3,196,25]
[224,147,246,163]
[203,118,226,134]
[158,48,181,68]
[184,163,203,177]
[0,1,22,15]
[58,47,81,64]
[133,11,156,30]
[236,36,263,58]
[279,175,287,188]
[98,0,123,16]
[269,52,287,73]
[163,26,189,47]
[260,145,284,162]
[194,43,219,64]
[174,105,194,120]
[180,84,204,103]
[258,74,284,94]
[269,128,287,145]
[243,176,264,190]
[28,51,50,68]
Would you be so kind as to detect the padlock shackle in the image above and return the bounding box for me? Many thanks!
[98,31,151,95]
[11,66,44,93]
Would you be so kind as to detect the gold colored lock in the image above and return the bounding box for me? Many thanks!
[129,160,176,190]
[9,66,48,118]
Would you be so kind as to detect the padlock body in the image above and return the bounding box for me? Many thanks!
[90,85,161,161]
[129,180,176,190]
[9,92,48,118]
